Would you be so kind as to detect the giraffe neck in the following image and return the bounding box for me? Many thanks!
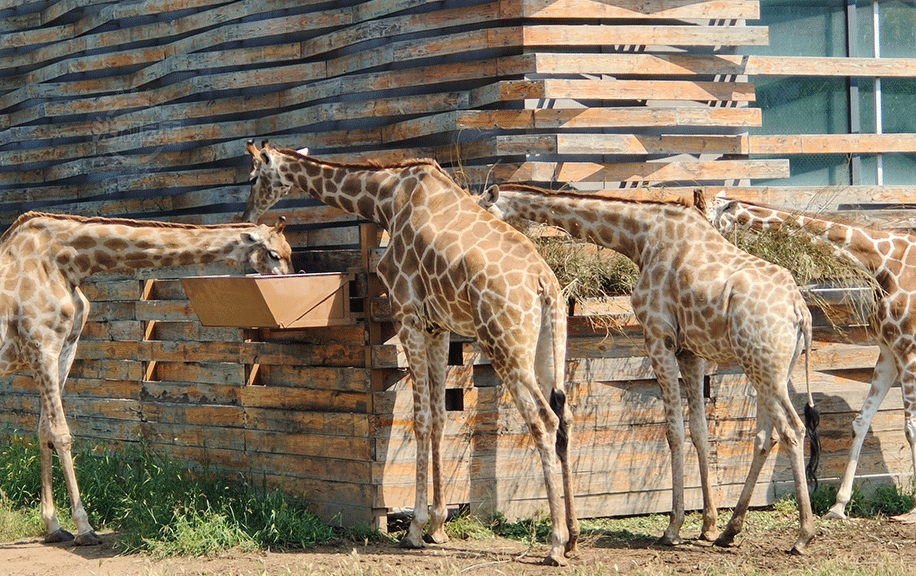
[268,150,457,230]
[721,202,897,276]
[5,213,272,284]
[490,187,698,268]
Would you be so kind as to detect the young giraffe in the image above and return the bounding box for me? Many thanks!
[0,212,291,546]
[243,141,578,566]
[708,193,916,523]
[477,184,820,554]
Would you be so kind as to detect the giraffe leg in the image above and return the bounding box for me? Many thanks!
[826,346,897,520]
[534,314,579,556]
[397,317,433,550]
[644,339,687,546]
[35,364,99,546]
[679,352,718,542]
[38,414,70,543]
[425,332,450,545]
[716,402,776,548]
[511,387,569,565]
[891,358,916,524]
[776,394,817,554]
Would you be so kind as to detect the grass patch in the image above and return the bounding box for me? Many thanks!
[0,432,334,555]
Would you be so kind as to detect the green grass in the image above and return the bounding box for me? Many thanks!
[0,432,334,554]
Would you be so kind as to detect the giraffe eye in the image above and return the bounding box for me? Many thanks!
[267,250,280,261]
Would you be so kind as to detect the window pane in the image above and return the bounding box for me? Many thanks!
[755,155,850,186]
[880,1,916,58]
[751,0,848,57]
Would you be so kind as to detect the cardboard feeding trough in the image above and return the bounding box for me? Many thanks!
[181,272,355,328]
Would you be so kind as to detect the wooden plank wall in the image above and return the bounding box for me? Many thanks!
[2,0,916,528]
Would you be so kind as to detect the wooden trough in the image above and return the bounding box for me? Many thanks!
[181,273,357,329]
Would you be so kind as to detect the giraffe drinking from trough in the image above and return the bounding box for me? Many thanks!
[0,212,291,546]
[477,184,820,554]
[708,193,916,523]
[243,141,578,566]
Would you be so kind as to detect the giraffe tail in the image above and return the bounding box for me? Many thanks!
[802,312,821,492]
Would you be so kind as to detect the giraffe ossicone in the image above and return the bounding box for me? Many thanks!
[0,212,291,545]
[478,184,820,554]
[707,191,916,524]
[244,141,579,566]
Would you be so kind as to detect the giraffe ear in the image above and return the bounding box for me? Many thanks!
[274,216,287,234]
[692,188,707,213]
[246,139,260,159]
[243,231,262,245]
[481,184,500,206]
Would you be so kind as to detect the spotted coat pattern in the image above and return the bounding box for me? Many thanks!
[243,142,578,566]
[0,212,291,545]
[710,195,916,524]
[479,184,817,554]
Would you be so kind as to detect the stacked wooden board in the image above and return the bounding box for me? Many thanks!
[1,0,915,529]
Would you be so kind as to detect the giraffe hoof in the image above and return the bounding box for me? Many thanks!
[890,510,916,524]
[657,535,682,547]
[75,531,102,546]
[543,553,568,567]
[713,532,738,548]
[423,531,449,545]
[699,529,720,542]
[823,507,848,521]
[399,536,426,550]
[44,529,75,543]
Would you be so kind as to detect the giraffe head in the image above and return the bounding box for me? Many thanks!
[694,189,740,233]
[242,217,294,274]
[242,140,309,223]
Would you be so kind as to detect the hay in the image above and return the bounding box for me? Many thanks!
[524,225,639,301]
[721,223,880,326]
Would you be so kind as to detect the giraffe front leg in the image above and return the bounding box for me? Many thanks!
[892,361,916,524]
[38,396,100,545]
[397,317,433,550]
[679,352,718,542]
[646,339,687,546]
[827,347,896,520]
[424,332,450,545]
[38,414,70,543]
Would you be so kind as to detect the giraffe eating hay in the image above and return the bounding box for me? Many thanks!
[708,193,916,523]
[477,184,820,554]
[243,141,578,566]
[0,212,291,545]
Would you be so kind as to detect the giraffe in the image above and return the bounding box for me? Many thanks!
[707,193,916,523]
[0,212,291,546]
[477,184,820,554]
[242,141,578,566]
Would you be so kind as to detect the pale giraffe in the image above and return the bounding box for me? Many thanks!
[477,184,820,554]
[0,212,291,545]
[243,141,578,565]
[708,193,916,523]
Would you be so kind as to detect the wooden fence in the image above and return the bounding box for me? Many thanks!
[1,0,915,529]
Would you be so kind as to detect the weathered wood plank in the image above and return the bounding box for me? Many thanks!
[749,134,916,155]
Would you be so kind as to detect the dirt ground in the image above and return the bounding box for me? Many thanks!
[2,514,915,576]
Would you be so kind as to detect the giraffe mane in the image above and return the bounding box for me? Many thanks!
[276,147,444,172]
[1,211,260,244]
[495,184,698,209]
[273,147,473,196]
